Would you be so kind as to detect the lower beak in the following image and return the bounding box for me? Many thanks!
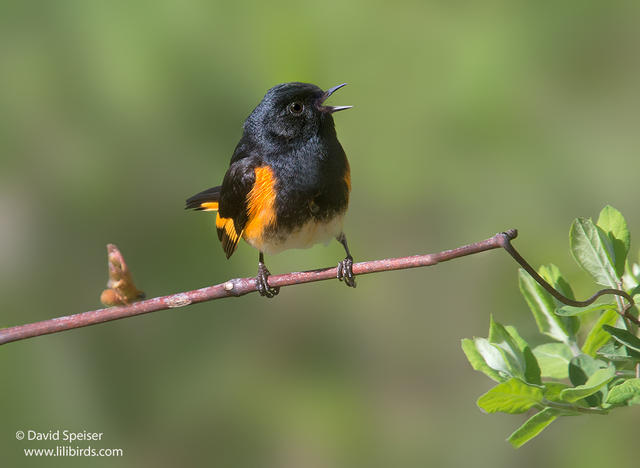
[317,83,353,113]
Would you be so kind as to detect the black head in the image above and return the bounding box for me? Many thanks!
[244,82,351,144]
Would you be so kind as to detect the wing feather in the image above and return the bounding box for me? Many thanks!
[215,158,257,258]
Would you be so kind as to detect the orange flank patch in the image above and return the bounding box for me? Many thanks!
[243,166,278,246]
[344,165,351,193]
[342,158,351,194]
[200,201,219,211]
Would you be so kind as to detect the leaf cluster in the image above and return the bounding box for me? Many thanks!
[463,206,640,447]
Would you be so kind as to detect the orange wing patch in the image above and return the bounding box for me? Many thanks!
[216,213,242,258]
[200,201,219,211]
[243,166,277,249]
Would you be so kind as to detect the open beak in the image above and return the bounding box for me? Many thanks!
[317,83,353,113]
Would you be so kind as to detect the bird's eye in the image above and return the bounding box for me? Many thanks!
[288,101,304,115]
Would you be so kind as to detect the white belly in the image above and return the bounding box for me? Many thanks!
[248,213,345,255]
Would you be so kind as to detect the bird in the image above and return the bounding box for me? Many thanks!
[186,82,355,298]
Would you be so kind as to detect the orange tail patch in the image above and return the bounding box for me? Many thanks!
[200,201,219,211]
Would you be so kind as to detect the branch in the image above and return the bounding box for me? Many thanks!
[0,230,515,345]
[0,228,635,346]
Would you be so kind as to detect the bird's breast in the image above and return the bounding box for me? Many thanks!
[241,148,350,255]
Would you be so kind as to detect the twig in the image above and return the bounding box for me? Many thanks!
[0,229,636,346]
[500,238,639,326]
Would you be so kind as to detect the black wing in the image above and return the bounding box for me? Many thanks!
[215,157,258,258]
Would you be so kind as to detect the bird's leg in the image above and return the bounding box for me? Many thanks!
[256,251,280,298]
[336,232,356,288]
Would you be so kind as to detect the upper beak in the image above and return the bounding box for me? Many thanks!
[317,83,353,113]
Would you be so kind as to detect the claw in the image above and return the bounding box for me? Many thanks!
[337,255,357,288]
[257,262,280,298]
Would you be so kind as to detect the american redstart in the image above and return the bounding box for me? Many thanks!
[186,82,355,297]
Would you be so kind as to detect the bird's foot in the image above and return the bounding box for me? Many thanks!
[256,263,280,298]
[337,255,356,288]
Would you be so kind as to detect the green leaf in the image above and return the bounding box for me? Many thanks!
[488,316,526,379]
[539,263,575,299]
[603,325,640,353]
[461,338,504,383]
[474,337,513,379]
[623,263,640,291]
[605,378,640,406]
[568,354,611,406]
[582,309,619,357]
[555,302,617,317]
[560,367,616,403]
[507,408,560,448]
[629,284,640,298]
[518,269,570,343]
[569,354,607,384]
[462,320,542,385]
[543,382,572,402]
[477,378,544,414]
[597,341,640,361]
[570,217,619,287]
[597,205,630,277]
[533,343,573,379]
[505,325,542,385]
[538,264,579,336]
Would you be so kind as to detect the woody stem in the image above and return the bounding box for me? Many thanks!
[0,229,634,346]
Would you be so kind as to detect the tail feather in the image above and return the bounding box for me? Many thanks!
[186,186,222,211]
[187,184,242,258]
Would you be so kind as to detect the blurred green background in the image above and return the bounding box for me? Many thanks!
[2,0,640,466]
